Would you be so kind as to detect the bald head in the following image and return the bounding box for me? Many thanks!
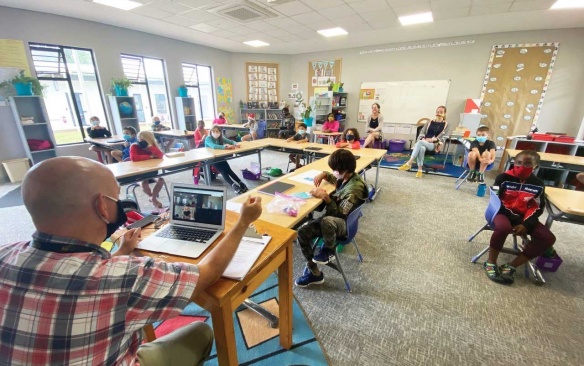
[22,157,118,229]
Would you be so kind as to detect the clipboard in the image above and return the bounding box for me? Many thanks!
[258,181,295,196]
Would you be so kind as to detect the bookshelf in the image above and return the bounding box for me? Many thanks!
[175,97,197,131]
[239,107,282,138]
[108,96,139,134]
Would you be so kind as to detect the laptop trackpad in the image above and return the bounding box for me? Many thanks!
[164,239,208,258]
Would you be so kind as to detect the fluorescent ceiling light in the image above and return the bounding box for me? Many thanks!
[550,0,584,9]
[93,0,143,11]
[317,27,348,38]
[399,12,434,26]
[243,40,270,47]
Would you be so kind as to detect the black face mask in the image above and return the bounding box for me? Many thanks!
[138,140,149,149]
[346,134,355,141]
[105,199,127,240]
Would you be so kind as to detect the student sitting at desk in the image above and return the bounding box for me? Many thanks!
[86,116,114,163]
[130,131,166,208]
[111,126,137,162]
[194,120,208,148]
[0,156,263,366]
[151,115,173,152]
[484,150,556,285]
[241,114,258,141]
[213,112,228,125]
[318,113,340,144]
[467,126,496,184]
[295,149,368,288]
[398,105,448,178]
[205,125,249,194]
[336,128,361,149]
[287,123,310,171]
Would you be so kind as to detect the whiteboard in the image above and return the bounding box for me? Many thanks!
[358,80,450,125]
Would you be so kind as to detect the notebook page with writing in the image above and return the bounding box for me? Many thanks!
[222,236,272,280]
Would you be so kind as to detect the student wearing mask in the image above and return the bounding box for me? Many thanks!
[362,103,383,148]
[467,126,496,184]
[194,120,208,148]
[241,114,258,141]
[318,113,341,144]
[111,126,137,162]
[205,125,249,194]
[335,128,361,149]
[130,131,166,208]
[86,116,114,163]
[286,123,310,170]
[398,106,448,178]
[213,112,228,125]
[150,115,173,152]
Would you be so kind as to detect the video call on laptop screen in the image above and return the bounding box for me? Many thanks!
[172,187,224,226]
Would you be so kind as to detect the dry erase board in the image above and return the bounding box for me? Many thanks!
[357,80,450,125]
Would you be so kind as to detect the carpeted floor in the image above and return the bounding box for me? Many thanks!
[0,186,22,208]
[380,151,466,178]
[1,150,583,366]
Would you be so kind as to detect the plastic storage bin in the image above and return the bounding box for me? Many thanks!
[2,158,31,182]
[535,253,563,272]
[388,140,406,152]
[532,133,554,141]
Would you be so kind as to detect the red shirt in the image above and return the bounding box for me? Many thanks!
[322,120,340,132]
[213,117,226,125]
[194,129,207,148]
[129,144,163,162]
[336,139,361,149]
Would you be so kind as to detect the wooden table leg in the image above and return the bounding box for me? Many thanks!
[210,306,238,366]
[278,241,293,349]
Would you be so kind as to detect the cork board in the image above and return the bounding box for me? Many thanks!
[245,62,279,107]
[307,59,342,97]
[479,43,559,147]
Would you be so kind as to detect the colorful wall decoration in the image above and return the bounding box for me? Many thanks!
[307,59,342,98]
[479,43,559,147]
[245,62,279,108]
[216,76,234,123]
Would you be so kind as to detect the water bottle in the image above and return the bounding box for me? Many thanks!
[477,183,487,197]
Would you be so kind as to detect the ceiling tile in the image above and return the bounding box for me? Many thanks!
[387,0,429,7]
[472,0,513,5]
[175,0,216,9]
[430,0,472,10]
[432,6,471,20]
[267,17,301,29]
[359,9,397,23]
[319,4,356,19]
[189,23,220,32]
[392,3,432,16]
[291,12,330,25]
[247,22,280,32]
[509,0,557,12]
[228,35,255,43]
[273,1,313,16]
[210,29,237,38]
[164,15,198,27]
[276,33,304,42]
[306,20,338,31]
[267,28,294,37]
[242,32,280,44]
[149,0,192,14]
[470,3,512,16]
[300,0,345,11]
[333,16,374,33]
[229,25,258,35]
[205,18,241,30]
[181,9,219,22]
[349,0,391,14]
[131,5,174,19]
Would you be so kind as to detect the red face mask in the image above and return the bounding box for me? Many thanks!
[513,166,534,180]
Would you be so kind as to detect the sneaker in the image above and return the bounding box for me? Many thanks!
[467,170,477,183]
[232,183,242,194]
[398,163,411,171]
[295,267,324,287]
[500,264,516,284]
[312,246,334,264]
[477,173,485,184]
[415,171,423,178]
[238,181,248,193]
[483,261,510,284]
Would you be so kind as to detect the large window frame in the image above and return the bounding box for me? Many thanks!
[29,42,108,145]
[182,63,216,124]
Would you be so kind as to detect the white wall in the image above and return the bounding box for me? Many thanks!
[287,29,584,137]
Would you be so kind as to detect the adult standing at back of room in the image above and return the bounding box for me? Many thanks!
[362,103,383,148]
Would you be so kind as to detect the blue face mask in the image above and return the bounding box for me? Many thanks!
[154,121,160,125]
[298,129,306,135]
[123,134,131,141]
[476,136,488,143]
[346,134,355,141]
[91,120,99,126]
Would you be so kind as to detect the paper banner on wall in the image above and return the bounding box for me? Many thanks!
[311,62,317,70]
[216,76,234,123]
[360,89,375,99]
[0,39,31,76]
[329,61,335,68]
[317,61,323,69]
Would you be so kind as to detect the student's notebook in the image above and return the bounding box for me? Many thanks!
[222,234,272,280]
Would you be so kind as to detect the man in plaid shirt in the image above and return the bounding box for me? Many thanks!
[0,157,263,365]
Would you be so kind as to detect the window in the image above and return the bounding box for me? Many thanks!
[182,63,216,124]
[29,43,107,145]
[121,54,171,129]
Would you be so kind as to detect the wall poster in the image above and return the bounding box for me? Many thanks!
[307,59,342,98]
[246,62,279,108]
[216,77,234,124]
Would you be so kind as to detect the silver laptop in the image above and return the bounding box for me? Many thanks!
[137,183,227,258]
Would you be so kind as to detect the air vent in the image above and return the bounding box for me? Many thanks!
[208,1,278,23]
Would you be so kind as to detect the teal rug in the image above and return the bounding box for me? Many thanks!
[152,273,328,365]
[380,152,466,178]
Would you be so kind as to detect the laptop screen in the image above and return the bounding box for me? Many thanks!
[171,185,225,228]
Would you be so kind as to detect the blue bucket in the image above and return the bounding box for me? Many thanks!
[14,82,33,96]
[178,87,188,97]
[303,117,313,127]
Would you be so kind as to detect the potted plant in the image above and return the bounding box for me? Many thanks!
[0,71,45,96]
[178,84,188,97]
[111,77,132,97]
[327,79,333,91]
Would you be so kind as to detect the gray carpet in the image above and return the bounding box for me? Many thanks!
[0,186,22,208]
[1,151,583,366]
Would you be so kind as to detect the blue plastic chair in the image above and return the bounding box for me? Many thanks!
[455,147,494,189]
[256,120,267,139]
[467,188,545,284]
[312,204,365,292]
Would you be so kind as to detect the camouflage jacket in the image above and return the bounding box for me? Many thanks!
[322,171,368,219]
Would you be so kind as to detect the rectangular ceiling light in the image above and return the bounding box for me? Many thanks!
[550,0,584,9]
[317,27,348,38]
[93,0,143,11]
[243,40,270,47]
[399,12,434,26]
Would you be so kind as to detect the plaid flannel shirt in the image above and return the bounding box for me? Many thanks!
[0,232,199,366]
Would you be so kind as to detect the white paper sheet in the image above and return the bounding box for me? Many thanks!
[226,201,242,213]
[222,236,272,280]
[288,169,322,185]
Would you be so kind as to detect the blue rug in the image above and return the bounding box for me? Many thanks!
[380,152,466,178]
[153,273,328,366]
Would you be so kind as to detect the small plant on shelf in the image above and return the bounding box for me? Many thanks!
[0,70,45,97]
[111,77,132,96]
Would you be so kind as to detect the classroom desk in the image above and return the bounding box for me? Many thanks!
[544,187,584,228]
[221,124,249,137]
[137,211,296,366]
[313,131,343,145]
[152,129,195,150]
[503,149,584,171]
[85,135,126,163]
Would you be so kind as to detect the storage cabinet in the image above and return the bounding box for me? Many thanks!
[332,92,347,131]
[9,96,57,165]
[175,97,197,131]
[240,108,282,138]
[108,96,139,134]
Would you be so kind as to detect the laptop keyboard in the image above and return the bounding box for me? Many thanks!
[156,226,216,242]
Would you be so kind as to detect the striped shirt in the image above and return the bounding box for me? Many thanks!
[0,232,198,366]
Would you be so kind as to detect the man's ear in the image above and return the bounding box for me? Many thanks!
[94,194,109,222]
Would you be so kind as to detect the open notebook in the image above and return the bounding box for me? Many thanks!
[222,232,272,280]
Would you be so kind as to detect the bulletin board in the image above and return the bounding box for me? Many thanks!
[307,59,342,97]
[216,76,234,124]
[0,39,31,76]
[245,62,279,107]
[479,43,559,147]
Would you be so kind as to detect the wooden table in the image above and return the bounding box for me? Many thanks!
[137,211,296,365]
[313,131,343,145]
[544,187,584,227]
[503,149,584,187]
[85,135,126,163]
[152,129,195,150]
